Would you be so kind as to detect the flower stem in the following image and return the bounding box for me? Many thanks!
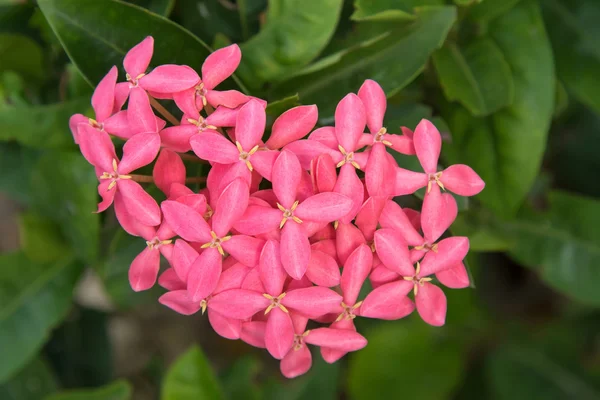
[129,174,154,183]
[179,153,207,163]
[149,96,180,126]
[185,177,207,184]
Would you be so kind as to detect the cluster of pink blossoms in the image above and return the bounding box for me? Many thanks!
[70,37,484,378]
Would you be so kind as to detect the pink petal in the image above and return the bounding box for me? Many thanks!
[379,200,423,246]
[234,205,281,235]
[259,240,286,296]
[311,154,337,193]
[280,222,311,279]
[320,319,356,363]
[311,239,338,262]
[159,290,201,315]
[309,126,338,149]
[282,287,342,318]
[369,265,399,289]
[175,194,207,215]
[158,268,186,291]
[187,247,222,302]
[152,149,185,197]
[355,196,387,241]
[265,308,294,359]
[103,110,131,139]
[119,180,161,226]
[171,239,199,282]
[69,114,88,143]
[160,200,212,243]
[159,124,196,153]
[266,105,318,149]
[334,93,366,152]
[436,262,470,289]
[280,344,312,378]
[213,178,249,236]
[284,140,339,170]
[341,244,372,305]
[172,88,198,117]
[201,44,241,90]
[208,308,242,340]
[113,82,130,113]
[222,235,264,267]
[335,222,366,266]
[139,65,200,93]
[113,191,156,239]
[393,168,428,195]
[209,289,270,319]
[273,150,301,208]
[190,131,239,164]
[402,126,414,139]
[294,193,353,223]
[365,143,396,197]
[373,229,414,276]
[250,150,278,181]
[241,267,265,292]
[124,36,153,78]
[92,66,117,122]
[305,250,341,287]
[421,185,457,243]
[118,132,160,174]
[359,280,415,320]
[357,79,386,133]
[127,86,158,134]
[129,246,160,291]
[415,282,447,326]
[96,180,116,213]
[77,124,116,172]
[420,237,469,276]
[441,164,485,196]
[207,162,251,199]
[387,134,415,155]
[235,99,265,150]
[214,263,252,294]
[333,164,364,224]
[305,328,367,352]
[241,321,267,348]
[205,89,248,109]
[413,119,441,174]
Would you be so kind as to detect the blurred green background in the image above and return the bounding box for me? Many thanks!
[1,0,600,399]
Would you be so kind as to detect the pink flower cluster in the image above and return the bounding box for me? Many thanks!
[70,37,485,378]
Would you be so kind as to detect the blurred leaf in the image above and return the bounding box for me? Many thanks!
[271,6,456,121]
[265,94,300,120]
[542,0,600,114]
[442,0,554,216]
[348,322,465,400]
[451,213,511,252]
[433,38,514,116]
[162,345,224,400]
[129,0,175,16]
[0,143,38,204]
[0,252,82,383]
[0,33,44,81]
[553,79,569,118]
[454,0,482,5]
[30,151,99,264]
[38,0,244,91]
[351,0,416,21]
[499,190,600,306]
[0,357,58,400]
[0,98,89,149]
[18,212,70,263]
[468,0,521,21]
[220,356,261,400]
[383,102,432,130]
[211,33,231,50]
[237,0,344,89]
[44,380,132,400]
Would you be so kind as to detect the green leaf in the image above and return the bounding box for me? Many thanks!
[129,0,175,16]
[44,380,132,400]
[347,322,465,400]
[0,98,89,149]
[0,143,38,204]
[265,94,300,120]
[442,0,554,216]
[0,34,44,81]
[0,252,82,383]
[271,6,456,121]
[451,213,511,252]
[433,38,514,116]
[18,212,70,263]
[237,0,344,89]
[468,0,521,21]
[351,0,416,21]
[498,191,600,306]
[220,356,262,400]
[542,0,600,114]
[0,357,58,400]
[162,345,224,400]
[38,0,243,91]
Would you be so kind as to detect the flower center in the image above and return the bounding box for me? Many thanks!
[126,73,145,88]
[200,231,232,256]
[293,330,311,351]
[413,242,438,253]
[374,127,392,146]
[427,172,444,193]
[200,298,208,314]
[187,117,217,132]
[337,145,360,169]
[195,83,208,106]
[263,293,288,314]
[276,201,302,228]
[99,159,132,190]
[146,236,173,250]
[236,141,259,171]
[335,301,363,322]
[402,262,432,295]
[88,118,104,130]
[204,205,214,221]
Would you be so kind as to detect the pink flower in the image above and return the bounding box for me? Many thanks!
[114,36,155,110]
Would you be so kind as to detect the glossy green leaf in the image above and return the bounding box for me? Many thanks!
[271,6,456,121]
[0,358,58,400]
[38,0,243,91]
[542,0,600,114]
[237,0,344,89]
[18,212,70,263]
[44,380,132,400]
[0,34,44,81]
[348,322,465,400]
[442,0,554,216]
[351,0,415,21]
[468,0,521,21]
[265,94,300,120]
[0,98,89,149]
[433,38,514,116]
[129,0,175,16]
[0,252,82,383]
[498,191,600,306]
[162,345,224,400]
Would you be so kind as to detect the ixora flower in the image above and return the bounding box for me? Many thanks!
[70,36,486,378]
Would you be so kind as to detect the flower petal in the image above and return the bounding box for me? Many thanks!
[241,321,267,348]
[333,164,364,224]
[284,139,339,170]
[159,124,197,153]
[209,289,270,320]
[266,105,318,149]
[213,178,249,236]
[139,64,200,93]
[103,110,131,139]
[379,200,423,246]
[280,344,312,378]
[152,149,186,197]
[92,66,117,122]
[208,308,242,340]
[387,133,415,155]
[190,131,239,164]
[393,167,428,195]
[118,132,160,174]
[234,205,281,235]
[305,328,367,352]
[365,142,396,197]
[97,180,116,213]
[124,36,153,77]
[265,308,294,360]
[159,290,201,315]
[282,287,342,318]
[158,268,186,291]
[171,239,199,282]
[357,79,386,134]
[161,200,212,243]
[273,150,301,208]
[419,237,469,276]
[436,262,470,289]
[441,164,485,196]
[369,265,399,289]
[341,244,372,305]
[335,222,366,266]
[119,180,161,226]
[413,119,441,174]
[421,184,457,243]
[127,86,158,134]
[335,93,366,152]
[250,150,278,181]
[77,124,116,172]
[280,222,311,279]
[235,99,265,150]
[294,193,353,223]
[305,250,341,287]
[355,196,387,241]
[311,153,337,193]
[205,89,248,109]
[259,240,287,296]
[201,44,242,89]
[359,280,414,320]
[415,282,446,326]
[373,229,414,276]
[129,246,160,291]
[222,235,264,268]
[187,247,222,302]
